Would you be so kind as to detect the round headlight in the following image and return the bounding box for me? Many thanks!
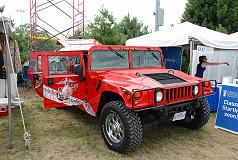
[193,86,199,95]
[156,91,163,102]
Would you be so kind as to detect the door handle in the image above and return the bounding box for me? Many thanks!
[48,78,54,86]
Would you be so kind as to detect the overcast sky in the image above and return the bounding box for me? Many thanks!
[0,0,187,36]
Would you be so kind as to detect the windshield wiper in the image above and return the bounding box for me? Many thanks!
[108,47,125,59]
[146,48,160,62]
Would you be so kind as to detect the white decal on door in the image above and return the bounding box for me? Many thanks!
[56,78,78,101]
[43,84,96,116]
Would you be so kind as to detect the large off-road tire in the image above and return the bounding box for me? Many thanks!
[176,98,210,130]
[100,100,143,154]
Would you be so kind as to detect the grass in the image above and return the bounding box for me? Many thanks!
[0,87,238,160]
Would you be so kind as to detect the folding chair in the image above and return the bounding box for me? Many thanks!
[20,66,31,88]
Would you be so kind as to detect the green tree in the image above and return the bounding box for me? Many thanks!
[13,24,58,64]
[13,24,30,64]
[181,50,190,73]
[181,0,218,30]
[216,0,238,34]
[0,5,5,15]
[69,29,84,39]
[36,30,58,52]
[181,0,238,34]
[85,8,149,45]
[85,8,122,45]
[116,14,149,44]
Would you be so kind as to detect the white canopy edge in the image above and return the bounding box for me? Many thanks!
[229,32,238,41]
[126,22,238,49]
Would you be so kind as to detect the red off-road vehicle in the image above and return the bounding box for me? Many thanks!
[29,39,214,153]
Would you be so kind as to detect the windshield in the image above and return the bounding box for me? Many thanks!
[91,50,129,70]
[132,50,162,68]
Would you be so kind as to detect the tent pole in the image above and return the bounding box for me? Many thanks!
[189,38,194,75]
[2,17,13,149]
[180,47,183,71]
[6,32,12,149]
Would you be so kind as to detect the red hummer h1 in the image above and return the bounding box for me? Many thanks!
[29,39,213,153]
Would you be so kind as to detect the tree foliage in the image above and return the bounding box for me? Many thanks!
[181,0,238,34]
[69,29,84,39]
[216,0,238,34]
[85,8,149,45]
[0,5,5,14]
[13,24,58,63]
[116,14,149,44]
[13,24,30,63]
[85,8,121,45]
[36,30,58,52]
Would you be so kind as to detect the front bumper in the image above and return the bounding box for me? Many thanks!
[131,80,216,111]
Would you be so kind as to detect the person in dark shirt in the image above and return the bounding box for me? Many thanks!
[0,42,6,79]
[195,55,229,78]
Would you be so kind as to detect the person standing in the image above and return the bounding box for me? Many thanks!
[0,37,22,98]
[0,42,5,79]
[195,55,229,78]
[0,41,6,98]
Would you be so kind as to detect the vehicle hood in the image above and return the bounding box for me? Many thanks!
[96,68,200,92]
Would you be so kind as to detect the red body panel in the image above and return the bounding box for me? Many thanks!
[29,45,213,116]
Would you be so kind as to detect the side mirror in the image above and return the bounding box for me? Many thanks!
[73,64,84,81]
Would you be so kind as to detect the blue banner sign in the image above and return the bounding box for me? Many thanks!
[161,47,182,70]
[215,85,238,135]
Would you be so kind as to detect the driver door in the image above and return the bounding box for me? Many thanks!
[42,52,86,109]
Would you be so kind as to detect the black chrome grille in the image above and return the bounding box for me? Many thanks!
[166,86,193,102]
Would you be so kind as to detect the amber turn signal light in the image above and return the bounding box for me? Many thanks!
[134,92,141,100]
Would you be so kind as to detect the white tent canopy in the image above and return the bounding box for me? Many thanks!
[229,32,238,41]
[126,22,238,49]
[126,22,238,82]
